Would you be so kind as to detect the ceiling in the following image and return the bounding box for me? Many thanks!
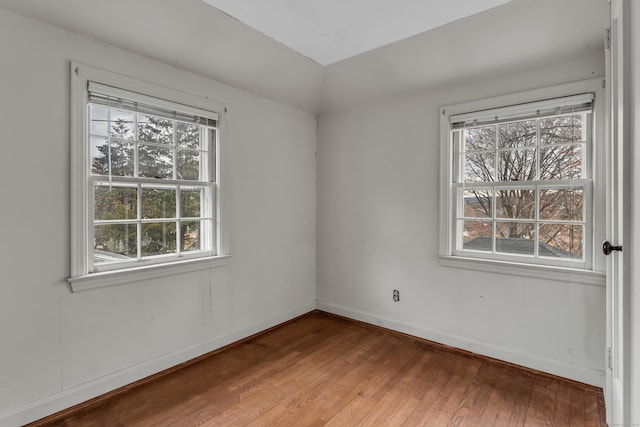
[0,0,609,113]
[202,0,513,66]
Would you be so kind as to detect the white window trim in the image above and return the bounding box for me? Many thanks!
[439,78,606,286]
[68,255,231,293]
[69,62,230,292]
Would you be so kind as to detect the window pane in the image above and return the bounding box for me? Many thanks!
[91,137,134,176]
[89,105,109,137]
[94,224,137,263]
[180,220,202,252]
[540,114,583,145]
[462,220,492,251]
[181,189,202,218]
[463,190,492,218]
[496,188,535,219]
[108,110,135,140]
[495,222,535,255]
[497,149,536,181]
[539,188,583,221]
[177,150,201,181]
[95,185,137,220]
[464,126,495,152]
[138,114,173,144]
[498,120,536,148]
[539,144,582,180]
[141,188,176,219]
[464,153,495,183]
[90,106,135,139]
[177,122,201,148]
[141,222,177,256]
[539,224,583,259]
[139,144,173,179]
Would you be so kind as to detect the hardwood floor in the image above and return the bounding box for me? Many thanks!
[29,311,606,426]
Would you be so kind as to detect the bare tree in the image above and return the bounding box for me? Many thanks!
[463,114,583,256]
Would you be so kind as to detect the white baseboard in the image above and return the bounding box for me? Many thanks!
[317,301,605,388]
[0,302,316,427]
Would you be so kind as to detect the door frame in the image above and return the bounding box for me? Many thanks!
[604,0,632,424]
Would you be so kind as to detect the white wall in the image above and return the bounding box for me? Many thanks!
[317,50,607,387]
[0,9,316,426]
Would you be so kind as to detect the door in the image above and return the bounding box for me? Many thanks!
[604,0,629,424]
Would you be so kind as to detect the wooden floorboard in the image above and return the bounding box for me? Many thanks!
[28,311,606,426]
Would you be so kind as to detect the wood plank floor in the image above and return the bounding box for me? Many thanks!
[30,311,606,426]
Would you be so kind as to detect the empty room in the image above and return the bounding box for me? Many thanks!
[0,0,638,425]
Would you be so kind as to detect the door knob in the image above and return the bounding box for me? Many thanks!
[603,241,622,255]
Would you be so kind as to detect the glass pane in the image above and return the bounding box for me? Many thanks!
[177,150,201,181]
[540,114,583,145]
[464,126,495,152]
[138,114,173,144]
[463,190,492,218]
[498,120,536,148]
[495,222,535,255]
[539,188,583,221]
[539,224,583,259]
[180,220,202,252]
[497,149,536,181]
[177,122,201,148]
[139,144,173,179]
[108,109,135,140]
[464,152,495,183]
[94,224,137,264]
[91,137,134,176]
[89,105,109,137]
[496,188,535,219]
[141,188,176,219]
[181,189,202,218]
[94,185,137,220]
[462,220,492,251]
[539,144,582,180]
[141,222,177,256]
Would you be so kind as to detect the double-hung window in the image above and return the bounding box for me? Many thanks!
[440,81,605,280]
[70,63,224,287]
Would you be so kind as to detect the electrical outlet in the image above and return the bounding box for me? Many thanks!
[393,289,400,302]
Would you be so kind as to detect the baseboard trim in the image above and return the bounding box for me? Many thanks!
[2,302,317,427]
[316,301,605,388]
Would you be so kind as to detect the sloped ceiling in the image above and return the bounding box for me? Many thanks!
[0,0,324,112]
[321,0,609,111]
[0,0,609,113]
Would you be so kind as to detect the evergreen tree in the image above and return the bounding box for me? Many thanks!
[92,110,206,261]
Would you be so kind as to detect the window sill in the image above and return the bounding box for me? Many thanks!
[67,255,231,293]
[438,255,605,287]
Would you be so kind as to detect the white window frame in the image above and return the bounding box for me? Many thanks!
[69,62,229,292]
[439,79,606,286]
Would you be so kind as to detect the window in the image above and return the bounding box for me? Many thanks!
[70,63,226,287]
[439,81,606,281]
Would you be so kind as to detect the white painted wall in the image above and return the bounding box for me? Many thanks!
[317,50,607,387]
[0,0,324,113]
[0,9,316,426]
